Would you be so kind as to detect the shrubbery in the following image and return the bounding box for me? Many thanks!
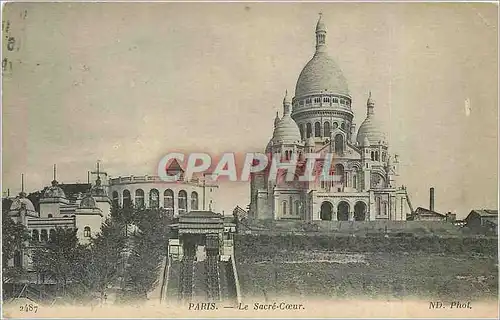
[234,234,498,262]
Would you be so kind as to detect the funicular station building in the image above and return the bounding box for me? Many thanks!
[163,211,239,304]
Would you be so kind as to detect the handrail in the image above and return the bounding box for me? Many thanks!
[159,255,170,304]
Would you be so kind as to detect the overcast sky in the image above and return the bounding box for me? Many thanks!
[2,2,498,218]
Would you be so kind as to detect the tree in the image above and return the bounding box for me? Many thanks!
[31,227,85,296]
[123,208,173,299]
[77,217,128,301]
[2,201,30,283]
[111,201,135,237]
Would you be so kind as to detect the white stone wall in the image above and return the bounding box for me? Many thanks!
[75,214,104,244]
[108,180,217,215]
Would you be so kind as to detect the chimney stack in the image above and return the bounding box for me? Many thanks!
[429,187,435,212]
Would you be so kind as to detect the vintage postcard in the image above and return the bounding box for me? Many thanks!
[2,2,498,319]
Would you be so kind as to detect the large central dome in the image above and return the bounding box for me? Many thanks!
[294,15,349,99]
[295,52,349,98]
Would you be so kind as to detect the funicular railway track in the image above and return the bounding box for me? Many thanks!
[164,211,240,305]
[179,245,196,301]
[205,234,221,301]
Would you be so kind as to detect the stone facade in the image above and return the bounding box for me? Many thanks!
[249,16,409,222]
[108,175,218,215]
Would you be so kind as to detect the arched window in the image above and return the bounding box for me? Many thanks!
[334,134,344,154]
[32,230,39,242]
[84,226,91,237]
[337,202,349,221]
[149,189,159,208]
[382,201,387,215]
[371,151,375,161]
[382,152,386,162]
[306,123,312,138]
[376,197,381,215]
[295,201,301,216]
[282,201,287,215]
[123,190,132,208]
[314,122,321,137]
[191,191,199,210]
[323,97,330,103]
[341,123,346,130]
[335,164,345,185]
[40,229,49,241]
[352,175,357,189]
[164,189,174,214]
[112,191,119,208]
[320,202,333,221]
[48,214,53,218]
[135,189,145,208]
[178,190,187,214]
[324,122,331,138]
[375,151,379,161]
[49,229,56,241]
[332,122,338,129]
[299,124,304,140]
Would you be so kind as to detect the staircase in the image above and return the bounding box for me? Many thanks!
[14,284,56,305]
[192,261,208,301]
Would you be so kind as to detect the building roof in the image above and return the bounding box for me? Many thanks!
[413,207,446,217]
[295,51,349,98]
[9,192,37,213]
[469,209,498,217]
[272,114,301,144]
[79,194,97,209]
[179,210,222,218]
[43,180,66,199]
[294,17,349,98]
[271,91,301,144]
[356,93,387,146]
[59,183,91,199]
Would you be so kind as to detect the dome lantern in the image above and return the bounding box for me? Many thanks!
[274,111,280,128]
[315,13,327,53]
[283,90,292,115]
[367,91,375,116]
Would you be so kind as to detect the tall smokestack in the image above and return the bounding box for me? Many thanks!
[429,187,435,212]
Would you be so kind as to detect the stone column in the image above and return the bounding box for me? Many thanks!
[273,193,279,220]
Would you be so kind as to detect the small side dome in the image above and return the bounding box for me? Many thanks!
[356,117,387,146]
[10,192,36,213]
[80,194,97,209]
[43,180,66,198]
[272,115,301,144]
[356,92,387,146]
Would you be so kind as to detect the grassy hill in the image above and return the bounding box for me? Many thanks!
[234,224,498,300]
